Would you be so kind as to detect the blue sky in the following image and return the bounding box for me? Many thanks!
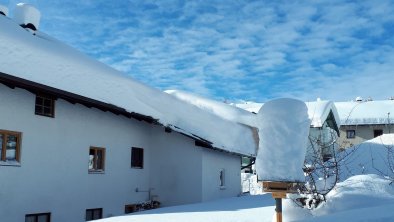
[2,0,394,102]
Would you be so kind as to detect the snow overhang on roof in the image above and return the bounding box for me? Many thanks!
[0,15,257,157]
[305,100,341,135]
[335,100,394,126]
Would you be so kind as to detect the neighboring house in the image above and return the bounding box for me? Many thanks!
[335,98,394,149]
[0,4,257,222]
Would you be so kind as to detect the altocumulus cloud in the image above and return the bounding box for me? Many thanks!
[3,0,394,102]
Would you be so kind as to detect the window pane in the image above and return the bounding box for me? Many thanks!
[6,135,17,160]
[96,150,103,170]
[35,105,43,114]
[38,214,48,222]
[36,97,43,105]
[88,149,95,170]
[93,209,102,219]
[86,210,93,220]
[25,215,35,222]
[44,99,52,107]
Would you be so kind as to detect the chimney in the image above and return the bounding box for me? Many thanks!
[0,5,8,16]
[14,3,41,31]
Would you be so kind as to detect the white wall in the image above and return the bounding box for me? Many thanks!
[202,149,241,202]
[0,84,152,222]
[148,127,203,206]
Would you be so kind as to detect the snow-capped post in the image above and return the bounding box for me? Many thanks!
[255,98,311,222]
[14,3,41,32]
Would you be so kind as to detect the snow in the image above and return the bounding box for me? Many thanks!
[14,3,41,29]
[335,100,394,125]
[339,134,394,180]
[235,100,340,129]
[255,98,311,182]
[0,16,256,156]
[0,5,9,16]
[95,174,394,222]
[166,90,256,126]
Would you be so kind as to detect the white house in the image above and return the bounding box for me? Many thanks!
[0,4,257,222]
[335,98,394,148]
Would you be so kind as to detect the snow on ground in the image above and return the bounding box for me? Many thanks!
[97,194,276,222]
[96,174,394,222]
[339,134,394,181]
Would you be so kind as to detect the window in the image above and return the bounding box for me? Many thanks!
[86,208,102,221]
[346,130,355,139]
[25,212,51,222]
[374,129,383,138]
[131,147,143,168]
[219,169,225,188]
[35,94,55,117]
[0,130,21,163]
[89,147,105,172]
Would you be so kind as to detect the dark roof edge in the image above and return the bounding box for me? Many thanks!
[0,71,158,123]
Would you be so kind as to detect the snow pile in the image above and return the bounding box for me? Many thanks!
[14,3,41,29]
[339,134,394,181]
[256,98,311,182]
[285,174,394,222]
[335,100,394,125]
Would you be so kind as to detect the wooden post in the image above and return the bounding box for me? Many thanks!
[275,198,282,222]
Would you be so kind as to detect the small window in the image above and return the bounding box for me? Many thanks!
[219,169,225,188]
[131,147,143,168]
[86,208,102,221]
[0,130,21,163]
[125,204,137,214]
[25,212,51,222]
[374,129,383,138]
[89,147,105,172]
[346,130,355,139]
[35,94,55,117]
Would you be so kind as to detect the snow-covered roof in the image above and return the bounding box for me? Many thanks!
[0,15,257,156]
[165,90,256,126]
[235,100,341,131]
[335,100,394,125]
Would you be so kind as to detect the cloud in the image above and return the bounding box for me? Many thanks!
[7,0,394,102]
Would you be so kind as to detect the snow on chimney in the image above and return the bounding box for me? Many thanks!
[355,96,363,102]
[14,3,41,31]
[0,5,9,16]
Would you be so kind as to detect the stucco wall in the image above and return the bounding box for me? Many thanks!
[338,125,392,148]
[201,149,241,202]
[148,127,203,206]
[0,84,152,222]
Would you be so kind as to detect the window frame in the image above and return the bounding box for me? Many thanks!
[35,94,55,118]
[85,208,103,221]
[88,147,106,173]
[131,147,144,169]
[346,130,356,139]
[25,212,51,222]
[0,129,22,163]
[219,168,226,189]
